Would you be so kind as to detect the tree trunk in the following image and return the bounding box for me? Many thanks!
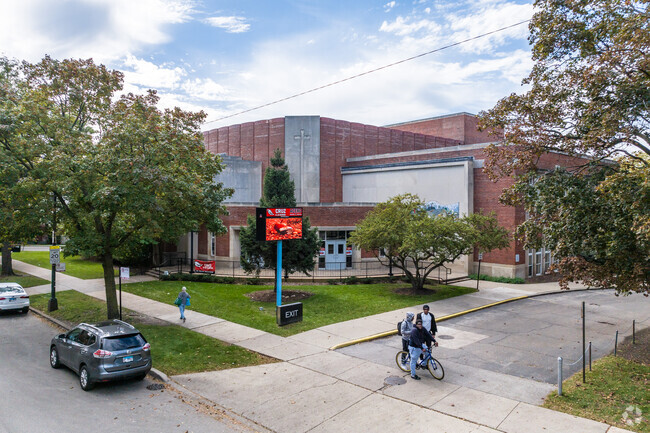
[1,242,14,276]
[101,252,119,319]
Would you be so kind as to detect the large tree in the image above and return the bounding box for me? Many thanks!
[239,149,320,279]
[2,56,232,317]
[348,194,509,292]
[478,0,649,294]
[0,57,50,275]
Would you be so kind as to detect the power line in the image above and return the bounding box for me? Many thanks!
[205,19,531,126]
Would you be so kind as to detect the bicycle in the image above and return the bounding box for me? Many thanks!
[396,346,445,380]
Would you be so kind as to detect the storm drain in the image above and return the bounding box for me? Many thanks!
[384,376,407,386]
[146,383,166,391]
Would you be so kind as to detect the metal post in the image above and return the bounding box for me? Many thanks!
[276,241,282,307]
[190,231,194,274]
[633,320,636,344]
[48,263,58,311]
[589,341,592,371]
[476,258,482,292]
[119,276,122,320]
[614,330,618,356]
[557,357,563,396]
[582,301,586,383]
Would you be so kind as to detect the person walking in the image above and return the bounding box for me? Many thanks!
[408,319,433,380]
[400,312,415,365]
[177,286,191,323]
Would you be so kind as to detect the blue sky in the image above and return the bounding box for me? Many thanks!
[1,0,535,130]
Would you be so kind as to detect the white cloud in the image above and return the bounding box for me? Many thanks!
[204,16,250,33]
[0,0,195,62]
[384,1,397,12]
[379,16,441,36]
[121,55,186,90]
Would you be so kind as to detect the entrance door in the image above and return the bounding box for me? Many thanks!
[325,240,346,270]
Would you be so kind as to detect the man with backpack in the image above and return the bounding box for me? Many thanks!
[398,312,415,365]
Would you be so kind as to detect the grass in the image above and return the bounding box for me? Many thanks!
[12,251,115,279]
[121,280,476,337]
[30,291,276,376]
[543,356,650,432]
[0,272,49,288]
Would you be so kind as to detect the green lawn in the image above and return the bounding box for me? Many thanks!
[0,272,49,288]
[544,356,649,432]
[122,280,476,336]
[30,291,275,375]
[12,251,114,279]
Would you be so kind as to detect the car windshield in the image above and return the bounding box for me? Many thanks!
[102,334,146,351]
[0,287,22,294]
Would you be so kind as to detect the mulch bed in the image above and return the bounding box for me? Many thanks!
[617,326,650,365]
[245,290,314,303]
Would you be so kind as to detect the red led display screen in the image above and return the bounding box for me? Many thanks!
[256,208,303,241]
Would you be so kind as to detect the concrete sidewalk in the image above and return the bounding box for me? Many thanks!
[10,259,627,433]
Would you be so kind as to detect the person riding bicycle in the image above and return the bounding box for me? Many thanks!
[408,319,434,380]
[400,312,415,364]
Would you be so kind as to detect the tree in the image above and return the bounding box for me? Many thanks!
[1,56,232,318]
[506,158,649,294]
[239,149,320,279]
[478,0,649,294]
[347,194,509,292]
[0,57,50,275]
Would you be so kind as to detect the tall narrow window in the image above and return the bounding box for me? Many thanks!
[210,233,216,256]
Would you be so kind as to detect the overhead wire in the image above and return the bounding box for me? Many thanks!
[204,18,531,126]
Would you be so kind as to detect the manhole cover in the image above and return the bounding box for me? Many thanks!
[146,383,166,391]
[437,335,454,340]
[385,376,407,386]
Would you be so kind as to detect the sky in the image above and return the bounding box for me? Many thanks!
[0,0,535,131]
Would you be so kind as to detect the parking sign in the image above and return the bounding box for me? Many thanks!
[49,246,60,265]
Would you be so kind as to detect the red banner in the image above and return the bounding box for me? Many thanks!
[193,260,215,274]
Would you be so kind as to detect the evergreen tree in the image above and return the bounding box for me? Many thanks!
[240,149,320,279]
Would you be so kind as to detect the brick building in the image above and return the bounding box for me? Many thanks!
[176,112,570,280]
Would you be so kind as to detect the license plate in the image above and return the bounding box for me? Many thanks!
[8,298,16,302]
[122,356,133,363]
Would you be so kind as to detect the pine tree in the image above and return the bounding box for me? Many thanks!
[239,149,320,279]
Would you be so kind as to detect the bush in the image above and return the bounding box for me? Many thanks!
[343,276,359,285]
[160,273,235,284]
[245,278,264,285]
[326,279,339,285]
[468,273,525,284]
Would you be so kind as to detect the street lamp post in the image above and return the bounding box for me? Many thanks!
[189,229,197,274]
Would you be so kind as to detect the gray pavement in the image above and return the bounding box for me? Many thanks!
[7,258,648,433]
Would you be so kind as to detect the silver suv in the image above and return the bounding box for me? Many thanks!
[49,320,152,391]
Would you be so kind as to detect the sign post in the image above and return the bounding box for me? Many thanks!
[48,246,60,311]
[256,207,304,326]
[119,267,129,320]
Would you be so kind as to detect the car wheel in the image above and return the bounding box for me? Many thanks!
[79,365,95,391]
[50,346,61,369]
[135,373,147,381]
[22,307,29,314]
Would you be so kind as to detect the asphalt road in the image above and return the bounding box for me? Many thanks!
[0,311,267,433]
[339,289,649,404]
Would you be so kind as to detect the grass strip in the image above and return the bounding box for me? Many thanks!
[30,291,276,376]
[543,356,649,432]
[12,251,114,279]
[122,280,476,336]
[0,272,49,288]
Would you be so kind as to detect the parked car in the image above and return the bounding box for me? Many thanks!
[49,320,152,391]
[0,283,30,313]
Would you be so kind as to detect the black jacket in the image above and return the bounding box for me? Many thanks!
[409,326,433,348]
[416,312,438,335]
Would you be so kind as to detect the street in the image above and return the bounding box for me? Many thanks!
[0,312,267,433]
[339,289,649,403]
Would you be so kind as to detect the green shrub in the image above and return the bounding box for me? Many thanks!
[468,273,525,284]
[343,276,359,285]
[326,279,339,285]
[160,273,235,284]
[245,278,264,285]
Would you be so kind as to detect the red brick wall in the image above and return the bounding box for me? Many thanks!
[389,113,500,145]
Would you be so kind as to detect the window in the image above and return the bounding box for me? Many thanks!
[544,250,551,273]
[66,328,83,343]
[527,250,533,277]
[338,244,344,254]
[535,250,543,275]
[328,244,334,254]
[102,334,147,351]
[210,233,216,256]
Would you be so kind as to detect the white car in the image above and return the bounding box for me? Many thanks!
[0,283,30,313]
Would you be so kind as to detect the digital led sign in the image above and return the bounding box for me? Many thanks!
[256,208,303,241]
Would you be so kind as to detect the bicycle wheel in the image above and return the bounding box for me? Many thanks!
[395,351,410,372]
[427,357,445,380]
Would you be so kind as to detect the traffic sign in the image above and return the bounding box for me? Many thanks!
[49,246,60,265]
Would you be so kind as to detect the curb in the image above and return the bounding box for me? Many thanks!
[329,287,601,350]
[29,306,169,383]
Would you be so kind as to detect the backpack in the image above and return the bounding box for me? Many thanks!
[397,320,403,336]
